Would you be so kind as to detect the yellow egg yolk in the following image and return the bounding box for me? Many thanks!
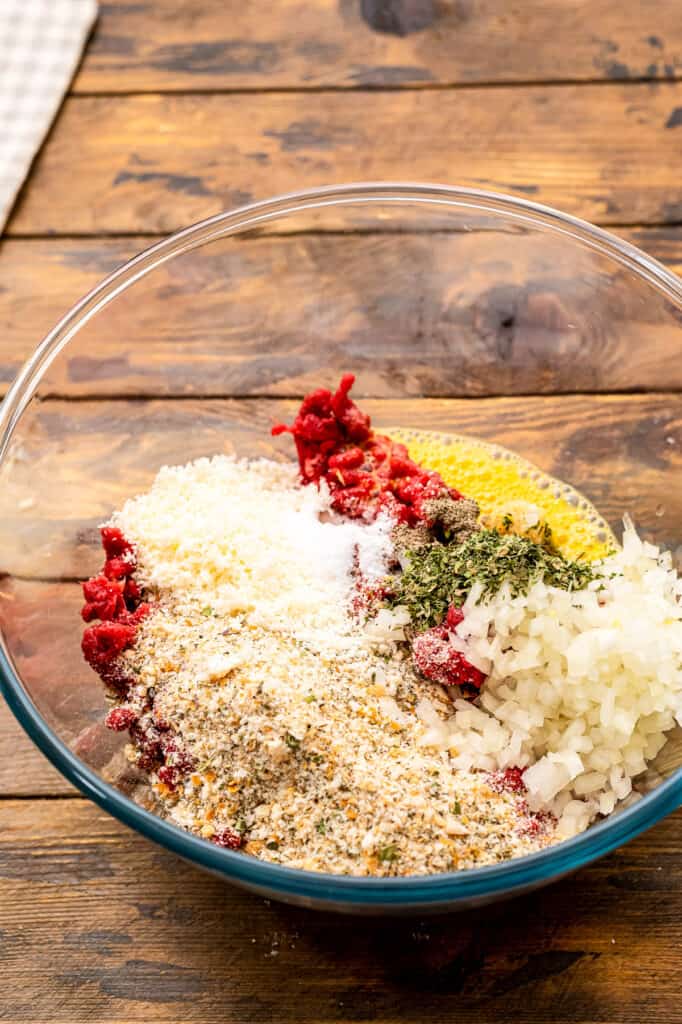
[388,428,615,562]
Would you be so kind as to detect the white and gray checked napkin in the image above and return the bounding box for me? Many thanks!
[0,0,98,231]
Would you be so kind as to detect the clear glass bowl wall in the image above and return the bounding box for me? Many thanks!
[1,184,682,913]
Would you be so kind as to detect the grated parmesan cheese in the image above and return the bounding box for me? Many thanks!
[114,456,393,643]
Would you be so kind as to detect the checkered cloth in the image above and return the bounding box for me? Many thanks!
[0,0,97,231]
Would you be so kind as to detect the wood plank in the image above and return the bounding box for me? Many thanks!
[0,580,105,793]
[0,238,139,395]
[2,229,681,399]
[0,797,681,1021]
[7,85,682,236]
[74,0,682,91]
[0,700,74,797]
[1,394,681,581]
[627,224,682,272]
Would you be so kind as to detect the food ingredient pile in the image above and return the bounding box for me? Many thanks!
[80,376,682,875]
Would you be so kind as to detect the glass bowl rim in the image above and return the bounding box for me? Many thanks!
[2,181,682,907]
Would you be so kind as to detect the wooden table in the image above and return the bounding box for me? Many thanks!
[2,2,682,1020]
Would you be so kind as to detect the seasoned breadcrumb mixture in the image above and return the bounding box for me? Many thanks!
[113,455,555,875]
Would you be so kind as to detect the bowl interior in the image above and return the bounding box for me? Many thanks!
[1,186,682,907]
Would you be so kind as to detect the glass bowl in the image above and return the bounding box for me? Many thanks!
[1,183,682,914]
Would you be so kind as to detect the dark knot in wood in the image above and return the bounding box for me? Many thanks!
[360,0,438,36]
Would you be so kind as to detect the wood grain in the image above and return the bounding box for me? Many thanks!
[2,394,681,580]
[0,578,127,800]
[0,700,74,796]
[7,85,682,236]
[0,796,681,1022]
[2,229,681,398]
[74,0,682,91]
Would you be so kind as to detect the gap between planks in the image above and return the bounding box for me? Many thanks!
[29,388,682,403]
[69,75,682,98]
[7,221,682,242]
[0,792,81,801]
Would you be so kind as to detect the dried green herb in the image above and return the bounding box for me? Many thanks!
[390,528,596,629]
[285,732,301,751]
[535,520,555,546]
[377,843,400,863]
